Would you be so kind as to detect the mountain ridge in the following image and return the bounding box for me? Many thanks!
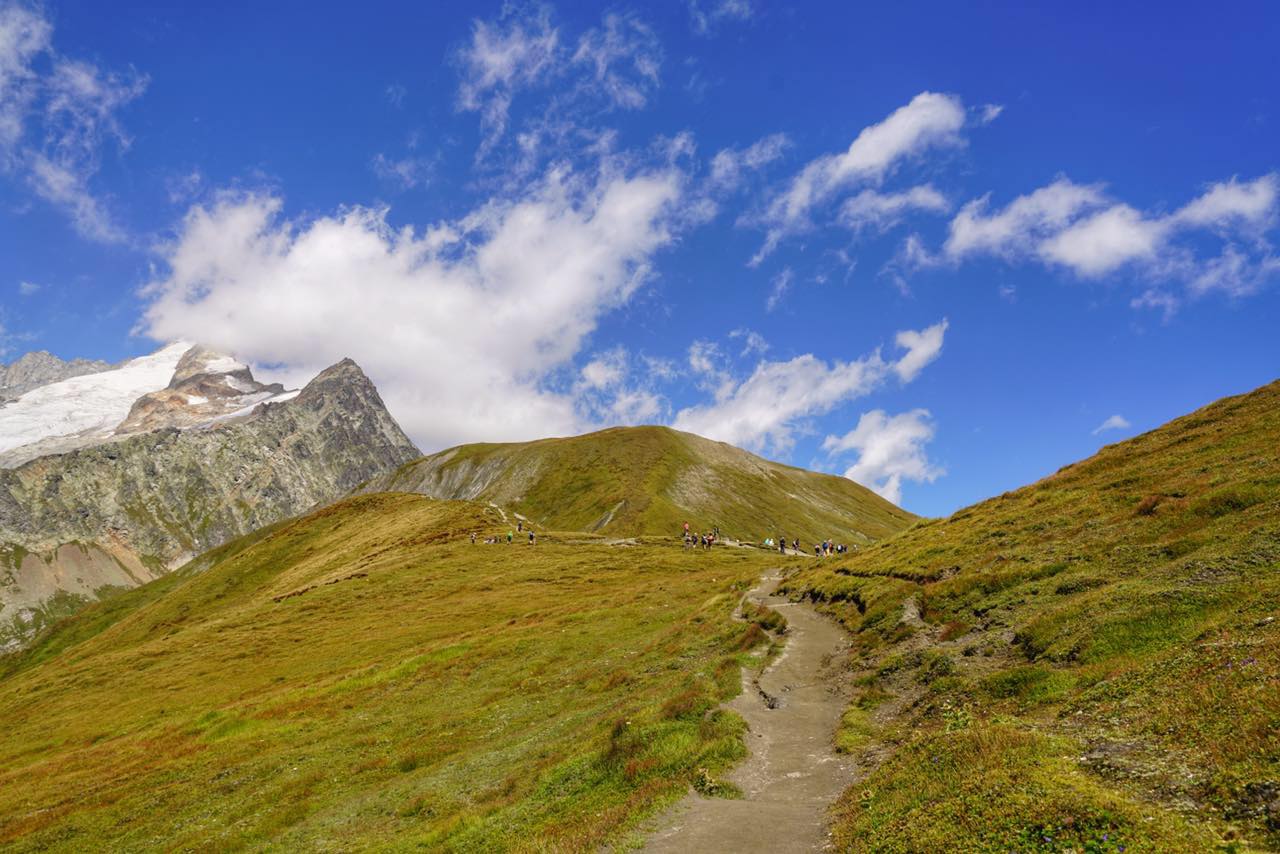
[365,423,917,544]
[0,352,418,650]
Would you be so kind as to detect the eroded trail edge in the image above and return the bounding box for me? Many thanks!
[642,569,855,853]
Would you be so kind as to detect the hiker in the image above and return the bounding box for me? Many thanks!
[507,531,513,544]
[778,535,786,554]
[518,520,523,533]
[683,521,690,538]
[470,532,476,545]
[528,530,536,545]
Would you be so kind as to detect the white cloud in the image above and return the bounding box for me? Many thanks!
[839,184,949,234]
[17,279,38,295]
[1038,204,1166,276]
[750,91,968,263]
[765,267,792,312]
[823,408,942,505]
[141,163,684,451]
[1174,173,1277,229]
[729,327,769,357]
[979,103,1004,124]
[572,12,661,111]
[945,178,1106,260]
[892,318,948,382]
[456,6,560,157]
[1130,288,1179,320]
[671,319,947,453]
[0,4,146,242]
[578,347,627,390]
[1092,414,1131,435]
[942,173,1280,302]
[709,132,789,190]
[371,152,434,190]
[689,0,755,35]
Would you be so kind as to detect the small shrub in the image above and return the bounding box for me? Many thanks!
[1135,494,1162,516]
[396,753,421,773]
[692,767,741,798]
[662,687,712,720]
[938,620,969,642]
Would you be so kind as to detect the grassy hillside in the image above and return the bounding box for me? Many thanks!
[368,425,915,546]
[787,379,1280,851]
[0,493,789,851]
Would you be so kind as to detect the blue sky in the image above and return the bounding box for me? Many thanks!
[1,1,1277,516]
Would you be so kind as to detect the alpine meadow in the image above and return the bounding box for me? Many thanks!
[1,1,1278,852]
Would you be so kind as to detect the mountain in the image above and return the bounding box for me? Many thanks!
[365,425,916,545]
[787,379,1280,850]
[0,348,418,650]
[0,492,779,850]
[0,351,113,402]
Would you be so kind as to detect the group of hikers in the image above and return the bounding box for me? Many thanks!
[682,521,718,550]
[470,518,536,545]
[756,535,857,556]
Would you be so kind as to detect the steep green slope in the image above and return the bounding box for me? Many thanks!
[788,379,1280,851]
[367,425,915,545]
[0,492,787,851]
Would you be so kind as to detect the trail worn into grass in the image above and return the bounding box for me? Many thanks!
[642,569,854,853]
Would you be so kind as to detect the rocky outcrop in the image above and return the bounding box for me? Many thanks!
[115,346,289,434]
[0,351,112,401]
[0,357,419,650]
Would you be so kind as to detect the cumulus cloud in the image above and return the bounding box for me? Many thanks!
[1092,414,1131,435]
[892,318,948,382]
[941,173,1280,305]
[749,91,968,263]
[671,319,947,453]
[17,279,39,295]
[822,408,942,504]
[839,184,949,235]
[141,163,685,450]
[0,3,146,242]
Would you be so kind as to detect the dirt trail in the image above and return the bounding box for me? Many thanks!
[642,569,855,853]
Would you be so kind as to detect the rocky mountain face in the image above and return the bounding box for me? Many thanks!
[0,349,418,651]
[0,351,112,401]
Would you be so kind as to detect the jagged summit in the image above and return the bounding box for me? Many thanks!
[0,345,419,650]
[0,342,298,467]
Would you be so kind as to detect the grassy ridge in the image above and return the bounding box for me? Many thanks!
[372,425,915,545]
[0,493,787,851]
[788,379,1280,850]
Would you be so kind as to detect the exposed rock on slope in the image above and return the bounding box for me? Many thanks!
[365,425,915,544]
[0,351,112,402]
[0,356,418,650]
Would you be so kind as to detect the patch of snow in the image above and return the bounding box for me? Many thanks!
[185,395,209,405]
[201,389,300,426]
[199,355,247,374]
[223,375,256,393]
[0,342,191,458]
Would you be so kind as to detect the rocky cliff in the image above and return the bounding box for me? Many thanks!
[0,356,418,650]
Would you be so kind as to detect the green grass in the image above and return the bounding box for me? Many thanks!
[788,378,1280,850]
[375,424,916,545]
[0,492,783,851]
